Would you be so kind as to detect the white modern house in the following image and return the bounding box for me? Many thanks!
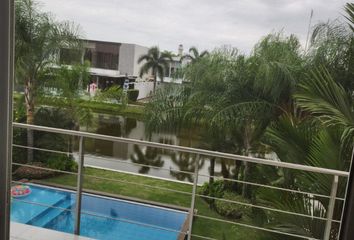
[59,40,188,99]
[161,44,190,84]
[60,40,150,91]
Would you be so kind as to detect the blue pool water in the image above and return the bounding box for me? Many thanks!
[11,185,188,240]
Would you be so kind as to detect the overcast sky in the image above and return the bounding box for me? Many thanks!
[40,0,347,54]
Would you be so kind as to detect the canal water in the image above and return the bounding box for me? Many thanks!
[79,113,234,184]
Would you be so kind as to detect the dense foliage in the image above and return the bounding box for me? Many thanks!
[14,0,91,176]
[15,0,85,162]
[127,89,140,102]
[144,8,354,239]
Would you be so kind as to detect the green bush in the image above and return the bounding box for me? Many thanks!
[45,154,78,172]
[215,191,252,219]
[95,86,126,104]
[200,180,225,205]
[12,95,27,168]
[14,162,56,180]
[32,107,77,173]
[127,89,139,102]
[13,156,77,180]
[12,128,27,166]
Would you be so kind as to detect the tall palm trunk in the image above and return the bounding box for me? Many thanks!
[209,157,215,185]
[242,158,251,199]
[153,70,157,93]
[25,79,34,162]
[242,125,252,199]
[232,160,242,191]
[221,159,229,179]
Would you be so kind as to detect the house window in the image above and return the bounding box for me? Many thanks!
[96,52,119,70]
[59,48,82,65]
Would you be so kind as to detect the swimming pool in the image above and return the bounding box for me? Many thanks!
[11,184,188,240]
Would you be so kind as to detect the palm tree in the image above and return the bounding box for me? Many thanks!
[44,63,93,156]
[306,20,354,92]
[15,0,82,162]
[261,111,349,239]
[259,62,354,239]
[208,34,303,198]
[181,47,209,63]
[294,68,353,237]
[137,46,172,93]
[145,51,232,186]
[145,39,302,198]
[280,7,354,237]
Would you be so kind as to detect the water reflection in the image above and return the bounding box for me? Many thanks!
[80,113,214,183]
[169,152,205,182]
[94,115,122,156]
[131,145,164,174]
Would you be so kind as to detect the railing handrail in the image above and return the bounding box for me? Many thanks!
[13,122,350,177]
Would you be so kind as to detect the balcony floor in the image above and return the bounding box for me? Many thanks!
[10,222,93,240]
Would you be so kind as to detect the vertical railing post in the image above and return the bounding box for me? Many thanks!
[74,136,85,235]
[339,146,354,240]
[324,175,339,240]
[187,154,200,240]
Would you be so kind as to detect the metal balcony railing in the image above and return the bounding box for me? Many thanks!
[12,122,350,240]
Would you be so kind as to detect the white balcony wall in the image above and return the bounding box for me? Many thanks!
[134,82,154,99]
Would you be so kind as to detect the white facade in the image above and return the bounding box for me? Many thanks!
[134,81,155,99]
[83,41,149,80]
[117,43,150,79]
[59,40,187,99]
[159,56,189,84]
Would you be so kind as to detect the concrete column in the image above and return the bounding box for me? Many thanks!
[0,0,14,239]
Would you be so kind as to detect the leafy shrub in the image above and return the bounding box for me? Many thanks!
[14,162,56,180]
[200,180,225,205]
[12,95,27,169]
[95,86,126,104]
[32,107,77,173]
[14,158,77,180]
[215,191,252,219]
[45,154,78,172]
[12,128,27,166]
[127,89,139,102]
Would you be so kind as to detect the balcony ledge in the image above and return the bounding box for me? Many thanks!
[10,222,93,240]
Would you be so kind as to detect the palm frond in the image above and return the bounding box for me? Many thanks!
[258,189,326,239]
[137,55,153,64]
[200,50,209,58]
[139,61,155,78]
[294,67,354,143]
[344,3,354,32]
[211,101,274,127]
[144,85,190,132]
[180,54,193,61]
[189,47,199,59]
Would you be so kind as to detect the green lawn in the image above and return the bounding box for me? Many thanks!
[75,99,144,120]
[41,167,267,240]
[14,92,145,120]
